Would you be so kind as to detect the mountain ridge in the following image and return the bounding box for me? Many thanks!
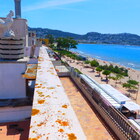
[29,27,140,46]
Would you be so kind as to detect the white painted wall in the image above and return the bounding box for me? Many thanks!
[24,46,31,57]
[24,46,40,58]
[0,63,27,99]
[34,47,40,57]
[0,106,32,123]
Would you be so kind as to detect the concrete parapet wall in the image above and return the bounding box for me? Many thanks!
[29,47,86,140]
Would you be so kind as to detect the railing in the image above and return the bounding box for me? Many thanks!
[67,67,140,140]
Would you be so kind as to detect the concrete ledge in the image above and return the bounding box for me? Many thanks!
[28,46,86,140]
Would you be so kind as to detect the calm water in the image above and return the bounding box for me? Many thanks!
[72,44,140,70]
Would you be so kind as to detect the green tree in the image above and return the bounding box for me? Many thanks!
[109,74,124,87]
[84,60,91,64]
[123,80,139,98]
[128,80,139,86]
[56,37,77,51]
[90,60,99,71]
[96,67,102,77]
[46,34,55,46]
[123,83,137,95]
[67,37,77,51]
[102,70,111,83]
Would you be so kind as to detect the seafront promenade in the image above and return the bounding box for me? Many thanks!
[62,56,140,105]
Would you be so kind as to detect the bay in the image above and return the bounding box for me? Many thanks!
[72,44,140,70]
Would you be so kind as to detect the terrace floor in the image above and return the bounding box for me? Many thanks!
[60,77,115,140]
[0,120,30,140]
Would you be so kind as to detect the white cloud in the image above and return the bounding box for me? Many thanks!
[23,0,87,12]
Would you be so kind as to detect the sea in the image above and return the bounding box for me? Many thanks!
[71,44,140,71]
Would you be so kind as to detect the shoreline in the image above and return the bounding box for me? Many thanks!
[70,50,140,86]
[78,43,140,47]
[71,50,140,72]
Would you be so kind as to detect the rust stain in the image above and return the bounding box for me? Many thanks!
[38,100,45,104]
[67,133,77,140]
[39,94,45,97]
[51,73,55,75]
[30,125,33,128]
[46,95,51,98]
[37,122,44,127]
[58,129,64,132]
[56,119,69,126]
[36,86,41,88]
[47,87,55,90]
[62,105,68,109]
[56,69,59,72]
[32,109,40,116]
[32,131,36,133]
[28,138,38,140]
[37,91,43,95]
[27,69,33,73]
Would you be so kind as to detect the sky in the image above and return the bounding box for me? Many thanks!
[0,0,140,35]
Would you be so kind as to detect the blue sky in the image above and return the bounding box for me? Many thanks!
[1,0,140,35]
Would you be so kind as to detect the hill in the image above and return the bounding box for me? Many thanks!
[29,27,140,46]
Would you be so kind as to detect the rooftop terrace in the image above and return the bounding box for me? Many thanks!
[1,46,140,139]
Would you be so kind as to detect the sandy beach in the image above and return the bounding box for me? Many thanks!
[62,55,140,105]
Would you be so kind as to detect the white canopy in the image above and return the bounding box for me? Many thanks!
[100,84,131,104]
[80,75,121,108]
[123,101,140,111]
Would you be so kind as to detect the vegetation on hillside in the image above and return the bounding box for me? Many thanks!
[29,27,140,46]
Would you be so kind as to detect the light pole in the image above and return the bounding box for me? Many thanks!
[14,0,21,18]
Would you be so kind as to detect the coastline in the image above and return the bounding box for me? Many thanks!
[71,50,140,72]
[62,53,140,105]
[78,42,140,47]
[71,51,140,82]
[73,43,140,70]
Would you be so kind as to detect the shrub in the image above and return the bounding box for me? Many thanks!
[74,68,82,74]
[84,60,91,64]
